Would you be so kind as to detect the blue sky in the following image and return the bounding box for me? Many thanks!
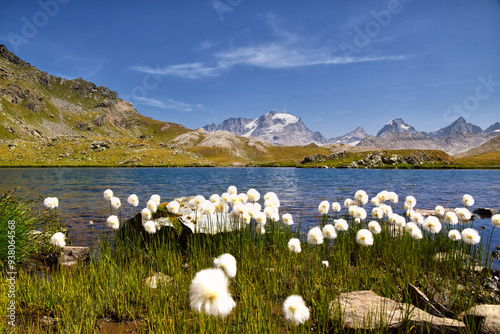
[1,0,499,138]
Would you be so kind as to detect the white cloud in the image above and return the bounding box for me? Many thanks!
[134,97,203,112]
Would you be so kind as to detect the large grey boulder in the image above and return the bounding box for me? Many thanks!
[330,290,465,333]
[466,304,500,334]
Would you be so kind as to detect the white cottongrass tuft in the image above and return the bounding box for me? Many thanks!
[189,268,236,317]
[150,194,161,206]
[354,190,368,205]
[344,198,354,208]
[238,193,249,204]
[227,185,237,195]
[322,224,337,240]
[377,190,389,202]
[448,229,462,241]
[356,229,374,246]
[368,221,381,234]
[372,207,384,219]
[143,220,156,234]
[461,228,481,245]
[444,211,459,225]
[434,205,445,216]
[50,232,66,247]
[213,253,237,278]
[141,208,152,221]
[405,222,423,240]
[147,199,157,213]
[423,216,442,234]
[334,219,349,231]
[166,201,180,214]
[106,215,120,230]
[288,238,301,253]
[410,212,425,225]
[492,214,500,228]
[127,194,139,207]
[318,200,330,214]
[256,223,266,235]
[371,196,381,207]
[353,207,367,220]
[455,208,472,223]
[209,194,221,204]
[255,212,267,225]
[331,202,341,212]
[379,204,392,217]
[388,191,399,204]
[103,189,113,201]
[111,197,121,210]
[405,196,417,210]
[283,295,310,326]
[43,197,59,209]
[307,227,324,245]
[282,213,294,226]
[247,188,260,202]
[462,194,474,207]
[322,260,329,267]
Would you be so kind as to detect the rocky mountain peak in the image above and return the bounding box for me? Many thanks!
[376,118,417,137]
[425,117,483,138]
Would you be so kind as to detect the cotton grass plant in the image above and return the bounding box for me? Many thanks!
[2,187,497,333]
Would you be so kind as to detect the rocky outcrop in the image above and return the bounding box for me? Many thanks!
[331,290,465,332]
[465,304,500,334]
[59,246,90,266]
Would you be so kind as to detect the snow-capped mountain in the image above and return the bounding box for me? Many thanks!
[485,122,500,133]
[424,117,483,138]
[331,127,368,145]
[376,118,417,137]
[203,111,326,146]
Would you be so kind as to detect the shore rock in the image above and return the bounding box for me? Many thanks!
[466,304,500,334]
[59,246,90,266]
[473,208,499,219]
[330,290,465,332]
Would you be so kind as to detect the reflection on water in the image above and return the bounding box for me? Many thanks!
[1,167,499,266]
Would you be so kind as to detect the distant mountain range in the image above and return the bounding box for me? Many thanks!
[204,114,499,155]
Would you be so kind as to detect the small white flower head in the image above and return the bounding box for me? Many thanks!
[143,220,156,234]
[283,295,310,326]
[146,199,157,213]
[227,185,237,195]
[127,194,139,207]
[377,190,389,203]
[237,193,248,204]
[448,229,462,241]
[388,192,399,204]
[344,198,354,208]
[216,201,229,213]
[288,238,301,253]
[111,196,121,210]
[106,215,120,230]
[166,201,180,214]
[371,196,381,207]
[379,204,393,217]
[255,212,267,225]
[141,208,152,221]
[213,253,237,278]
[50,232,66,247]
[220,192,231,203]
[247,188,260,202]
[410,226,423,240]
[434,205,445,217]
[462,194,474,207]
[410,212,425,225]
[282,213,294,226]
[307,227,324,245]
[229,193,240,207]
[43,197,59,209]
[423,216,442,234]
[348,205,358,217]
[368,221,382,234]
[242,212,251,225]
[103,189,113,201]
[354,190,368,205]
[322,260,329,267]
[405,222,418,234]
[388,213,401,225]
[189,268,235,318]
[334,219,349,231]
[209,194,221,204]
[353,207,367,220]
[150,194,161,206]
[455,208,472,223]
[395,215,407,228]
[264,206,278,220]
[203,201,216,215]
[264,191,278,201]
[322,224,337,239]
[356,229,374,246]
[194,195,205,206]
[492,214,500,228]
[318,200,330,214]
[461,228,481,245]
[331,202,341,213]
[372,207,384,219]
[405,196,417,210]
[444,211,459,225]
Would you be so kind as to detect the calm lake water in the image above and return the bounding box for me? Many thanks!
[1,167,499,267]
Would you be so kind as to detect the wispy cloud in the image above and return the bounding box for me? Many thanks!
[134,97,203,111]
[132,14,408,79]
